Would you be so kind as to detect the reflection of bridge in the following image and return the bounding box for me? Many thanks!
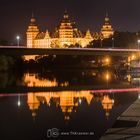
[0,84,139,93]
[0,47,139,56]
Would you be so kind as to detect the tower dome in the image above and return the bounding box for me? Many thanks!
[105,13,109,23]
[30,13,37,26]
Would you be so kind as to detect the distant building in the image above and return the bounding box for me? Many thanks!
[101,13,114,38]
[26,12,114,48]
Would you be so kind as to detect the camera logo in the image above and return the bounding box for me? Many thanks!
[47,128,59,138]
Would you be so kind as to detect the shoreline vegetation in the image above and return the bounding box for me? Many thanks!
[0,54,127,71]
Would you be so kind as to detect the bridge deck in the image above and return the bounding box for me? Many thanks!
[0,84,138,93]
[0,47,139,56]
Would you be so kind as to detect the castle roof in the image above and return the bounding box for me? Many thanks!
[35,32,45,39]
[61,11,71,24]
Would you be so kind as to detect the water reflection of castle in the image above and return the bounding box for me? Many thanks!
[24,74,69,87]
[24,73,114,120]
[27,91,114,121]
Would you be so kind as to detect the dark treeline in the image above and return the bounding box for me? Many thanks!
[0,55,24,71]
[24,55,127,72]
[0,39,9,46]
[0,55,24,87]
[88,31,140,48]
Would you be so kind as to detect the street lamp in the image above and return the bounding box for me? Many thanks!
[137,39,140,49]
[100,39,103,47]
[16,35,20,46]
[112,37,114,48]
[137,40,140,61]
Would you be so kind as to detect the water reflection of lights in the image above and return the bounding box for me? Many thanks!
[1,87,140,121]
[78,98,82,104]
[24,73,69,87]
[106,73,110,81]
[0,88,140,120]
[127,75,131,82]
[102,95,114,119]
[105,57,110,64]
[131,54,136,61]
[17,100,21,107]
[138,94,140,99]
[17,94,21,107]
[103,57,111,66]
[1,88,140,98]
[104,71,111,81]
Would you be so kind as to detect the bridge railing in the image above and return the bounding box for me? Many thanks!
[0,46,140,52]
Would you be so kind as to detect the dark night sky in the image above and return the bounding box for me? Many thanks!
[0,0,140,44]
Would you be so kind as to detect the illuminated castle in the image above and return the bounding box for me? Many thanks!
[26,12,114,48]
[101,13,114,38]
[27,12,93,48]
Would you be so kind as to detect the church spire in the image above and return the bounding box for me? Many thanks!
[32,12,34,18]
[105,13,110,24]
[85,29,93,39]
[63,9,69,19]
[30,12,36,26]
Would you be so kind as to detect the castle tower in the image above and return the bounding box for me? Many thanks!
[26,15,39,48]
[85,30,93,40]
[27,93,40,119]
[80,29,93,47]
[59,11,74,47]
[101,13,114,39]
[101,95,114,119]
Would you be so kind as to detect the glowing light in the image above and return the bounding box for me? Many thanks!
[79,98,82,104]
[131,55,136,60]
[138,40,140,43]
[16,35,20,40]
[104,57,111,65]
[138,94,140,99]
[127,75,131,82]
[17,101,21,107]
[17,94,21,107]
[16,35,20,46]
[105,73,110,81]
[101,95,114,118]
[105,58,110,63]
[112,99,115,104]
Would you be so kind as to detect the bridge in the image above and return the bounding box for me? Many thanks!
[0,83,138,93]
[0,46,139,56]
